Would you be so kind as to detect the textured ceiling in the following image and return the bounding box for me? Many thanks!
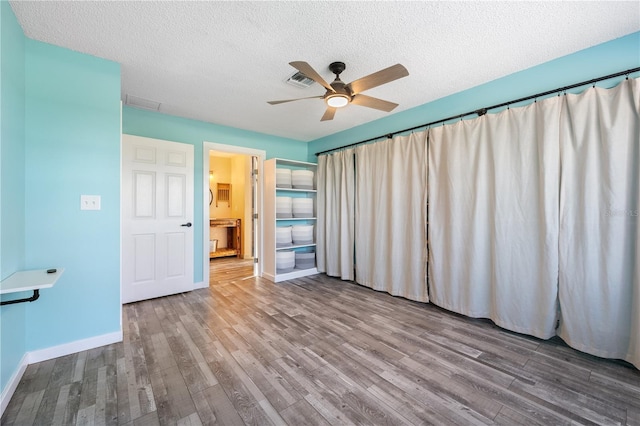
[10,1,640,142]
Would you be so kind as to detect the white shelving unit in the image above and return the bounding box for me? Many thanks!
[263,158,318,283]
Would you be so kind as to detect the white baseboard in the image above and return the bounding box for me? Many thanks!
[28,330,123,364]
[0,353,29,418]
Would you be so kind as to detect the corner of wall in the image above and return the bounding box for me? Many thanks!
[0,0,26,278]
[0,352,28,418]
[0,0,28,414]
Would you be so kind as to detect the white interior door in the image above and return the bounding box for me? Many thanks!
[122,134,194,304]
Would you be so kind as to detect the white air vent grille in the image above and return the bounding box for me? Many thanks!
[125,94,161,111]
[285,71,315,88]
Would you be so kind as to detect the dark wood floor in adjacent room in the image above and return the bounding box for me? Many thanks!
[3,258,639,425]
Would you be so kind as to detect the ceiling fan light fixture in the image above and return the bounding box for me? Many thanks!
[326,94,350,108]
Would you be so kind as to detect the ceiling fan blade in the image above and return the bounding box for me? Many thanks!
[267,95,323,105]
[321,107,337,121]
[290,61,335,93]
[351,94,399,112]
[347,64,409,94]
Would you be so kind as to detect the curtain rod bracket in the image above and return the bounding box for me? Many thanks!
[476,108,487,116]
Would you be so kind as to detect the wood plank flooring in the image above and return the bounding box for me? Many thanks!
[3,259,639,425]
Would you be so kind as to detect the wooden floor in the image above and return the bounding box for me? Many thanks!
[3,261,639,425]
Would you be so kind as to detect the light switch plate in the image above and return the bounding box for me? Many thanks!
[80,195,101,210]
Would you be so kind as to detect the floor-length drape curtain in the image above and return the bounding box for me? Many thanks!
[355,132,428,302]
[428,98,561,339]
[557,78,639,368]
[316,148,355,280]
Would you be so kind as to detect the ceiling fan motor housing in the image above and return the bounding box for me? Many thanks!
[328,80,350,96]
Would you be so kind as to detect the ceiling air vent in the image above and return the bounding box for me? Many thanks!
[285,71,315,88]
[125,94,161,111]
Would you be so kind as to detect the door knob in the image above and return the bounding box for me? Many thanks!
[181,222,192,227]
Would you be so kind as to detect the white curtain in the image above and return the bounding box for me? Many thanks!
[354,133,429,302]
[316,148,355,280]
[428,97,561,339]
[557,78,640,368]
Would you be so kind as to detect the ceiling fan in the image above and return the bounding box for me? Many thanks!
[268,61,409,121]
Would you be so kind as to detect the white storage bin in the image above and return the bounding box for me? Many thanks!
[292,198,314,218]
[276,196,292,218]
[276,226,292,247]
[292,224,314,245]
[295,251,315,270]
[276,250,295,273]
[276,168,292,188]
[291,170,314,189]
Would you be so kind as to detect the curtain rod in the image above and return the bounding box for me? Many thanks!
[315,67,640,156]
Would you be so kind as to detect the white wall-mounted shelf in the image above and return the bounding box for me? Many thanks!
[0,268,63,305]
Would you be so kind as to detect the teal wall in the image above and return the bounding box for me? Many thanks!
[24,39,121,350]
[122,107,307,283]
[0,0,26,392]
[308,32,640,159]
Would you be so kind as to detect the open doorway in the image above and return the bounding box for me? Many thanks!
[202,142,265,287]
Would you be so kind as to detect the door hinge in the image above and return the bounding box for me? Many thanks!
[253,169,258,175]
[254,258,259,264]
[253,213,258,219]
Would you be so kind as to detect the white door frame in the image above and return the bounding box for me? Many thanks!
[202,142,265,287]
